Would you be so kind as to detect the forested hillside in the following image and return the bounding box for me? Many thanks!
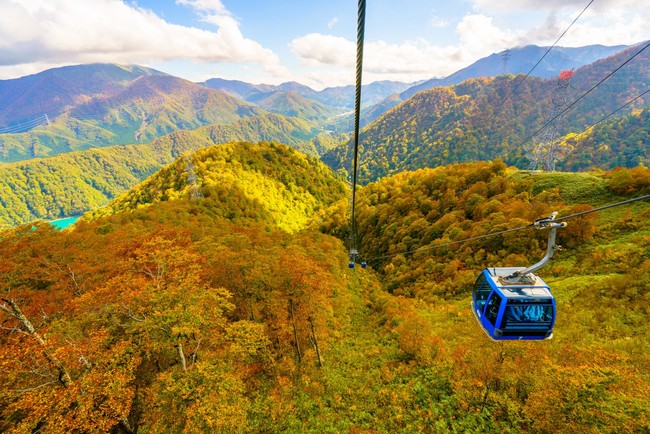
[246,91,342,121]
[313,161,650,298]
[88,141,347,233]
[0,75,265,162]
[1,157,648,432]
[323,45,650,182]
[0,64,167,127]
[559,107,649,170]
[0,115,322,228]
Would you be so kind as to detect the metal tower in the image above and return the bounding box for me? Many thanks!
[526,69,574,171]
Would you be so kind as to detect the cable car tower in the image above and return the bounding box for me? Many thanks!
[526,69,574,171]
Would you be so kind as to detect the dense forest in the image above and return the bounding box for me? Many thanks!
[1,45,649,432]
[1,143,648,432]
[0,117,323,228]
[558,107,650,170]
[323,45,650,182]
[88,141,347,233]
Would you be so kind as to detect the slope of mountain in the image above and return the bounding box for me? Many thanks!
[246,91,342,121]
[0,74,265,163]
[0,113,322,227]
[316,80,417,108]
[0,63,167,128]
[2,158,648,432]
[88,141,347,232]
[559,107,650,170]
[342,43,632,129]
[313,161,649,297]
[297,131,350,156]
[201,77,277,100]
[323,44,650,183]
[325,92,404,133]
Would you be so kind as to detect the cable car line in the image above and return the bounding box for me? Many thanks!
[487,0,594,123]
[554,194,650,222]
[363,194,650,262]
[471,213,565,340]
[382,47,650,225]
[0,115,48,134]
[348,0,366,268]
[581,87,650,131]
[365,222,535,262]
[353,56,649,264]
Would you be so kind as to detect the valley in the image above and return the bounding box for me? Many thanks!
[1,39,649,432]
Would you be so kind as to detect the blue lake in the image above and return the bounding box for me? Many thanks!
[49,216,81,230]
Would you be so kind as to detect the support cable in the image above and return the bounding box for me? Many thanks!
[365,194,650,262]
[488,0,594,123]
[514,40,650,151]
[349,0,366,264]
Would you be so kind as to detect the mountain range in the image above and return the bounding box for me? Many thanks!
[0,42,648,227]
[0,64,167,128]
[201,77,416,109]
[1,37,650,432]
[330,43,634,132]
[400,43,631,100]
[0,68,270,162]
[323,43,650,183]
[0,113,321,227]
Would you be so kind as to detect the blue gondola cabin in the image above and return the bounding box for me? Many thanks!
[471,267,556,340]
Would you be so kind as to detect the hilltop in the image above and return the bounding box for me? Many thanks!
[246,91,341,122]
[88,141,347,233]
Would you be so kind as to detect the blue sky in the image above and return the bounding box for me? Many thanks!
[0,0,647,89]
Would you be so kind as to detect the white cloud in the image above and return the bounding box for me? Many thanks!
[471,0,649,47]
[430,16,450,29]
[288,16,518,83]
[456,15,515,55]
[474,0,641,14]
[290,34,356,68]
[473,0,586,12]
[327,17,339,29]
[175,0,228,15]
[0,0,278,77]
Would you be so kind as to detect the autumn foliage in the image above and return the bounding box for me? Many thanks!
[1,145,649,432]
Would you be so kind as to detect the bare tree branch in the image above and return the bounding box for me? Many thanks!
[191,338,202,366]
[12,380,58,394]
[67,265,83,295]
[0,298,72,387]
[119,303,147,322]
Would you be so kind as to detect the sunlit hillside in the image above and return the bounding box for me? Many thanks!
[0,115,323,228]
